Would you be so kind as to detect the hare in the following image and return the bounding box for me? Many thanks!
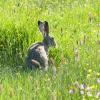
[25,20,56,70]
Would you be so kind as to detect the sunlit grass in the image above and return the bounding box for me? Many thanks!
[0,0,100,100]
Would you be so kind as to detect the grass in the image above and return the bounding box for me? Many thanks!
[0,0,100,100]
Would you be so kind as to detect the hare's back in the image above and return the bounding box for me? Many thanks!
[29,42,43,50]
[29,42,47,59]
[28,42,44,59]
[27,42,48,67]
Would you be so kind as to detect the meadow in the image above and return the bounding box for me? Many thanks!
[0,0,100,100]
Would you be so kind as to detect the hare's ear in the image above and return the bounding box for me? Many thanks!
[38,20,44,33]
[44,21,49,34]
[38,20,49,37]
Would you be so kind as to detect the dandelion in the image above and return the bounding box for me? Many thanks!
[69,89,74,94]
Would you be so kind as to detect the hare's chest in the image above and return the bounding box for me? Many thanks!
[36,46,48,61]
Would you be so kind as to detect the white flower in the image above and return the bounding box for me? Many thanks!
[96,78,100,83]
[85,86,91,91]
[79,84,85,90]
[87,91,92,97]
[69,89,74,94]
[80,90,84,95]
[95,91,100,98]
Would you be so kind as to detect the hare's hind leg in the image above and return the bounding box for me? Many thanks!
[31,59,41,69]
[25,57,38,69]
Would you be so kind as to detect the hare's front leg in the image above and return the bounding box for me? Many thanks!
[44,60,48,71]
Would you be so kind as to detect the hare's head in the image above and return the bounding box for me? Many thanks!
[38,20,56,47]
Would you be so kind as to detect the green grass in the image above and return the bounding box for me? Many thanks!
[0,0,100,100]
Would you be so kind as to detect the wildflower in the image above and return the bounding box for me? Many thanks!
[96,78,100,83]
[85,86,91,91]
[69,89,74,94]
[80,90,84,95]
[95,91,100,98]
[86,91,92,97]
[79,84,85,90]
